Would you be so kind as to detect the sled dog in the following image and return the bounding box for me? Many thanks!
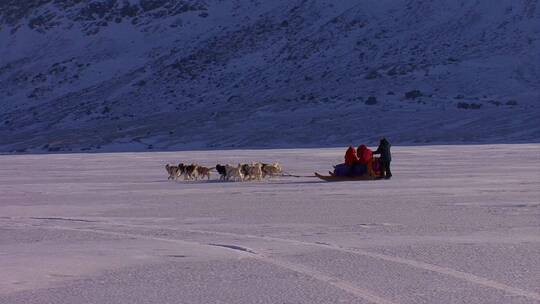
[184,164,199,180]
[225,164,244,181]
[262,163,282,178]
[240,164,251,179]
[245,163,263,180]
[165,163,185,180]
[196,166,213,180]
[216,164,227,180]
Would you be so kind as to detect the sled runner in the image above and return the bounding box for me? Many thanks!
[314,172,376,182]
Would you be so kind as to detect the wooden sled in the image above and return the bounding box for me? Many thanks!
[314,172,377,182]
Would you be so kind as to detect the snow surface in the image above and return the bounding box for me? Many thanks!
[1,144,539,303]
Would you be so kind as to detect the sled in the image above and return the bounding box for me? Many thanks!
[314,172,377,182]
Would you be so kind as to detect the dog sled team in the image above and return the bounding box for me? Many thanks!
[165,162,283,182]
[166,138,392,183]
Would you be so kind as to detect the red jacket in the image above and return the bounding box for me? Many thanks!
[356,145,373,164]
[344,146,359,166]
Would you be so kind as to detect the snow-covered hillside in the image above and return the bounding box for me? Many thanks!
[1,0,539,153]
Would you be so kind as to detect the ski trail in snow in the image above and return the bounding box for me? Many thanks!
[208,243,256,253]
[36,225,395,304]
[341,247,540,301]
[29,217,99,223]
[254,255,396,304]
[185,228,540,301]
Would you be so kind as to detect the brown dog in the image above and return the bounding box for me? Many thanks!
[184,164,199,180]
[261,163,282,178]
[196,166,213,180]
[165,163,185,180]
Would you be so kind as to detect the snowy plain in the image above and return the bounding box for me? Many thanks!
[1,144,539,304]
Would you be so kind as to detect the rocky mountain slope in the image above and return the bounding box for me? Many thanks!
[1,0,539,153]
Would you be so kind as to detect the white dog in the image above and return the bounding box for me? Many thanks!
[262,163,282,178]
[225,164,244,181]
[245,162,263,180]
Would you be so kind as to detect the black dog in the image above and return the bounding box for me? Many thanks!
[240,164,250,177]
[216,164,227,180]
[178,163,186,176]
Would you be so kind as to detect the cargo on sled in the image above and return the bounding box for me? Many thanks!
[314,157,382,181]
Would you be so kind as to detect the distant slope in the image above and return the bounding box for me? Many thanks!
[1,0,539,153]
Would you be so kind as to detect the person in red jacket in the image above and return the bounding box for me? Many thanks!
[349,144,372,176]
[344,146,359,166]
[356,144,373,164]
[333,146,358,176]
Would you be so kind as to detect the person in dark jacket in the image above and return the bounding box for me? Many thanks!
[373,138,392,179]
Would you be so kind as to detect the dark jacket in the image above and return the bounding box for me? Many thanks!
[373,138,391,162]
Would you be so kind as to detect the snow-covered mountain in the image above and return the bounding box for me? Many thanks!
[1,0,539,153]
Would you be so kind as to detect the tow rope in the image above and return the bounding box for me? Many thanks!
[280,172,318,178]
